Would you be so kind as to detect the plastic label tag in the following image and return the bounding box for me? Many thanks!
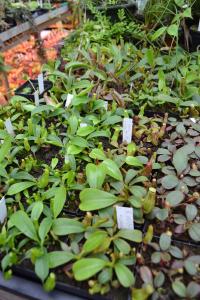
[34,91,40,106]
[122,118,133,144]
[38,73,44,94]
[80,123,87,128]
[0,197,7,224]
[5,118,15,136]
[116,206,134,230]
[104,101,108,111]
[65,94,74,108]
[198,19,200,32]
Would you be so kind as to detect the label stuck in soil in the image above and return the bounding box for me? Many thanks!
[122,118,133,144]
[116,206,134,230]
[0,197,7,224]
[34,91,40,106]
[80,123,88,128]
[198,19,200,32]
[5,118,15,136]
[65,94,74,108]
[190,118,197,123]
[38,73,44,94]
[104,101,108,111]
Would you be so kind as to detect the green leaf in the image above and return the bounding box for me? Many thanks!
[175,0,185,7]
[188,223,200,242]
[125,157,143,167]
[35,255,49,282]
[151,27,167,41]
[114,239,131,255]
[172,280,186,298]
[102,159,123,181]
[77,126,95,137]
[117,229,142,243]
[52,218,84,236]
[159,233,171,251]
[80,188,118,211]
[89,148,107,160]
[48,251,74,268]
[7,181,35,195]
[0,136,12,163]
[31,202,43,221]
[173,145,194,175]
[114,263,135,287]
[82,231,108,254]
[167,24,178,37]
[73,258,106,281]
[166,191,185,206]
[185,204,197,221]
[86,163,106,189]
[146,48,154,67]
[39,217,53,244]
[53,186,66,218]
[161,175,179,189]
[10,211,38,241]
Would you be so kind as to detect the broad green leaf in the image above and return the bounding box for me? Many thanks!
[188,223,200,242]
[117,229,142,243]
[161,175,179,189]
[172,280,186,298]
[173,145,194,175]
[82,231,108,254]
[52,218,84,236]
[7,181,35,195]
[151,27,167,41]
[0,136,12,163]
[166,191,184,206]
[185,204,197,221]
[114,239,131,255]
[31,202,43,221]
[146,48,154,67]
[48,251,74,268]
[77,126,95,137]
[102,159,123,181]
[159,233,171,251]
[125,157,143,167]
[10,211,38,241]
[114,263,135,287]
[73,258,106,281]
[89,148,107,160]
[167,24,178,37]
[53,186,66,218]
[39,217,53,244]
[35,255,49,282]
[86,163,106,189]
[79,188,118,211]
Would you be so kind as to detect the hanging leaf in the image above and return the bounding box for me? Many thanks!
[167,24,178,37]
[79,188,118,211]
[114,263,135,287]
[151,27,167,41]
[73,258,106,281]
[10,211,38,241]
[53,186,66,218]
[86,163,106,189]
[102,159,123,181]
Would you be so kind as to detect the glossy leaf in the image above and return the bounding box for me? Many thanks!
[117,229,142,243]
[102,159,123,181]
[7,181,35,195]
[86,163,106,189]
[48,251,74,268]
[73,258,106,281]
[52,218,84,236]
[114,263,135,287]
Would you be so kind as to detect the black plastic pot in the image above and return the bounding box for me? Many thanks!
[15,79,53,101]
[13,266,130,300]
[86,3,137,21]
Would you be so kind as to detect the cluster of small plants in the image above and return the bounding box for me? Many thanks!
[0,0,200,299]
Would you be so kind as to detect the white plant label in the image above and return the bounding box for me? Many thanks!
[65,94,74,108]
[0,197,7,224]
[104,101,108,111]
[122,118,133,144]
[38,73,44,94]
[190,118,197,123]
[80,123,87,128]
[34,91,40,106]
[116,206,134,230]
[198,19,200,32]
[5,118,15,136]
